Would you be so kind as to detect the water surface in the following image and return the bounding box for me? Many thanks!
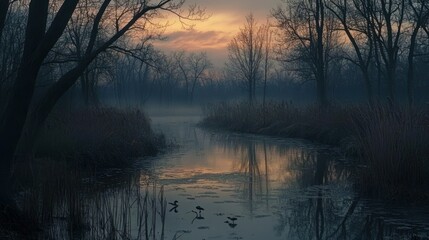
[135,114,429,240]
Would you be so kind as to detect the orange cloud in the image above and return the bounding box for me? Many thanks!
[157,30,230,50]
[153,8,275,67]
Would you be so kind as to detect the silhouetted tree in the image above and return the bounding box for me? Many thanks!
[227,14,267,104]
[370,0,406,102]
[263,22,274,108]
[0,3,25,104]
[406,0,429,105]
[326,0,376,104]
[187,52,212,103]
[0,0,204,210]
[273,0,339,107]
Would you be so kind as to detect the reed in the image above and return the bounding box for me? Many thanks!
[12,161,168,239]
[202,101,353,145]
[36,107,165,168]
[351,105,429,200]
[202,101,429,200]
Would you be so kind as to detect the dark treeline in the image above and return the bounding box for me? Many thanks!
[107,0,429,106]
[272,0,429,107]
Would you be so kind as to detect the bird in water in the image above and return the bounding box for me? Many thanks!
[195,206,204,213]
[227,217,237,223]
[169,200,179,207]
[190,210,205,224]
[224,220,237,228]
[168,200,179,213]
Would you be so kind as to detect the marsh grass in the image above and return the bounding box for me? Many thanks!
[36,108,165,168]
[202,101,353,146]
[10,160,168,239]
[351,105,429,200]
[202,101,429,200]
[2,107,168,238]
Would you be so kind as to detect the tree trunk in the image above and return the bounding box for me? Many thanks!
[0,0,49,195]
[363,70,374,105]
[407,28,419,107]
[14,109,43,161]
[0,0,9,40]
[190,78,197,104]
[0,62,44,204]
[81,73,89,106]
[386,63,396,102]
[316,0,327,108]
[317,74,328,108]
[248,78,253,104]
[0,0,78,209]
[15,62,89,163]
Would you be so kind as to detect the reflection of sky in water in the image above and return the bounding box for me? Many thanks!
[134,115,429,240]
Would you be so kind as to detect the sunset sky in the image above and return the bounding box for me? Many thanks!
[154,0,280,68]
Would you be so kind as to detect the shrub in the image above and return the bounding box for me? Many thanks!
[36,108,165,168]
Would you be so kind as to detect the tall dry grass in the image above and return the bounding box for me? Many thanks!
[2,108,168,238]
[36,108,165,168]
[10,160,168,239]
[202,101,429,200]
[202,101,353,145]
[351,105,429,200]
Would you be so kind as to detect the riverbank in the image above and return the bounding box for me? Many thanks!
[35,107,165,168]
[2,108,166,238]
[201,101,429,201]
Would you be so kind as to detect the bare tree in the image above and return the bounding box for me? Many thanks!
[187,52,212,103]
[174,51,211,103]
[161,53,180,103]
[174,50,191,100]
[326,0,376,104]
[370,0,406,102]
[0,0,204,208]
[0,3,25,105]
[263,22,273,107]
[113,53,155,106]
[227,14,266,104]
[406,0,429,105]
[273,0,338,107]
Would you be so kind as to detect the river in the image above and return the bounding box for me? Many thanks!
[129,113,429,240]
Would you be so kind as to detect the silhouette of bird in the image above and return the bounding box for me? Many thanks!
[224,220,237,228]
[169,200,179,207]
[227,217,237,223]
[196,206,204,213]
[169,206,178,213]
[191,210,205,224]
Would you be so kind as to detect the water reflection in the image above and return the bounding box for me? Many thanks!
[140,116,429,240]
[190,209,205,224]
